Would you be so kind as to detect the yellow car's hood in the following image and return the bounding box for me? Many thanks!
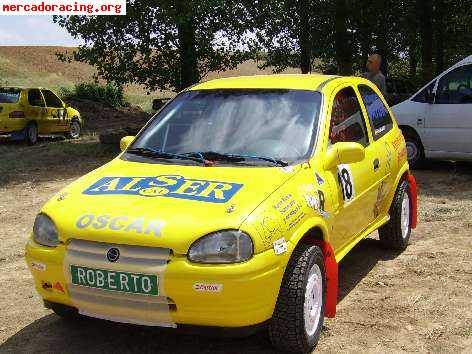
[42,158,300,254]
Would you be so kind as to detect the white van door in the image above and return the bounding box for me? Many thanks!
[425,64,472,155]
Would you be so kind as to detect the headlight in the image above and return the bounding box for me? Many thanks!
[33,214,59,247]
[188,230,253,264]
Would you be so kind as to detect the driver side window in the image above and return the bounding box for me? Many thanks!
[329,87,369,147]
[436,65,472,104]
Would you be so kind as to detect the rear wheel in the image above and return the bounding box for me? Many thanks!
[403,130,424,168]
[379,180,412,250]
[25,122,38,145]
[269,244,325,353]
[67,120,81,139]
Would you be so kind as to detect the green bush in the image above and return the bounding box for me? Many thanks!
[61,82,128,108]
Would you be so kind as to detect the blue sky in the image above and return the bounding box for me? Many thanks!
[0,16,82,46]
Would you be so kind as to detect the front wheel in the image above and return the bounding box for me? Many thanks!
[379,180,412,250]
[25,122,38,145]
[67,120,81,139]
[269,244,325,353]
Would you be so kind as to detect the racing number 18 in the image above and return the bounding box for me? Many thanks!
[338,165,355,203]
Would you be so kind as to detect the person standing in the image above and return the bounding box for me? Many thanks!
[361,54,387,95]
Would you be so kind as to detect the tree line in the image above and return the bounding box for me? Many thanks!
[55,0,472,93]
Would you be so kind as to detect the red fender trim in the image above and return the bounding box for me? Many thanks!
[407,174,418,229]
[313,239,338,318]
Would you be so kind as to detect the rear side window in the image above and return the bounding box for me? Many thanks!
[435,64,472,104]
[329,86,369,147]
[42,90,63,108]
[28,89,45,107]
[359,85,393,140]
[0,88,21,103]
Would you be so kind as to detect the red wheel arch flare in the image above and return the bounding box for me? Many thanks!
[407,173,418,229]
[312,239,338,318]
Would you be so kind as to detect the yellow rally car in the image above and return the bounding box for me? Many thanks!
[0,87,82,144]
[25,74,417,353]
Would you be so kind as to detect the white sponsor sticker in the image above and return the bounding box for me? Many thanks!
[193,283,223,292]
[31,261,46,272]
[273,237,288,255]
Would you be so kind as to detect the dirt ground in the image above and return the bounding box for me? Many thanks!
[0,138,471,353]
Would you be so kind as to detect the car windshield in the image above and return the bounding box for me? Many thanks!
[0,88,21,103]
[129,89,322,165]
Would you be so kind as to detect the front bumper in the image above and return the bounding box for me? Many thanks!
[25,237,286,328]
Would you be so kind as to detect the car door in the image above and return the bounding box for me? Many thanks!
[358,84,396,220]
[41,89,68,133]
[425,64,472,155]
[323,84,379,252]
[25,89,47,133]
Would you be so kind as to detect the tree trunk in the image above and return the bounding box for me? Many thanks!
[409,41,418,78]
[175,0,199,90]
[408,0,418,79]
[334,0,352,75]
[298,0,312,73]
[417,0,433,82]
[434,0,444,75]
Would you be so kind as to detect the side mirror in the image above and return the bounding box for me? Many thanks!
[324,142,365,170]
[120,136,135,152]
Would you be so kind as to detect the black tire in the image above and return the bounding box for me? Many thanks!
[402,130,424,168]
[25,122,38,145]
[269,244,326,353]
[379,180,412,250]
[46,301,80,321]
[67,119,81,139]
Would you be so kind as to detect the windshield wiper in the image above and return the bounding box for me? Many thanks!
[127,147,206,165]
[184,151,288,166]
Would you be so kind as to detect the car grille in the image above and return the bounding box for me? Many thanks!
[64,239,176,327]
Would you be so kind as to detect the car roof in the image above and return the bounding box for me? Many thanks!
[455,55,472,66]
[190,74,340,91]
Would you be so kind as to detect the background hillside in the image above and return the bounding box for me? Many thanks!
[0,46,299,112]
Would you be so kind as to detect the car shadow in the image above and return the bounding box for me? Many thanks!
[337,237,402,302]
[1,238,400,354]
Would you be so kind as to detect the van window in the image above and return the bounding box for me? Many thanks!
[436,65,472,104]
[0,88,21,103]
[28,89,45,107]
[329,87,369,147]
[359,85,393,140]
[412,81,436,103]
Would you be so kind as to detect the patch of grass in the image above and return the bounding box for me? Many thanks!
[0,137,118,187]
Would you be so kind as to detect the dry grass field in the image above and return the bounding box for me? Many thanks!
[0,46,299,111]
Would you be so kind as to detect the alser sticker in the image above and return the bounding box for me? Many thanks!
[338,164,355,203]
[83,175,243,204]
[76,214,165,236]
[193,283,223,292]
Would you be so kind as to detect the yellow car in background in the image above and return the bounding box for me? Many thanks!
[0,87,82,144]
[25,74,417,353]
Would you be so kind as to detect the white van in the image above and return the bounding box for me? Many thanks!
[392,55,472,166]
